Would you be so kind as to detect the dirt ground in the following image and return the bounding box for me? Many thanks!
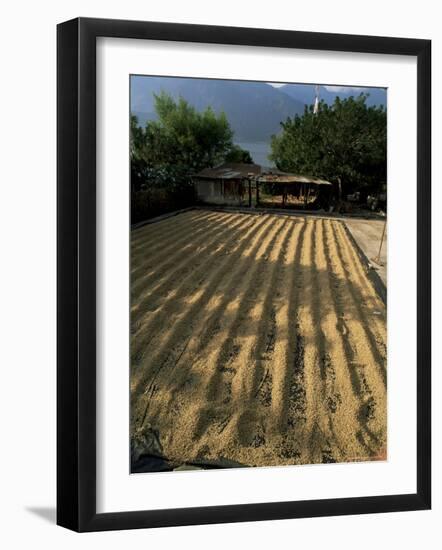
[130,209,387,469]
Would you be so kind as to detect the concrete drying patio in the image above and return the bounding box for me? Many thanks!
[344,219,387,288]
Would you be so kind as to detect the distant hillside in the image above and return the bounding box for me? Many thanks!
[278,84,387,108]
[131,76,305,142]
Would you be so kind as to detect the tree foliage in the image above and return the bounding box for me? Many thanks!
[130,92,253,222]
[270,94,387,198]
[131,92,238,192]
[224,144,254,164]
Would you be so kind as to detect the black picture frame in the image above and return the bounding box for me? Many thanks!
[57,17,431,532]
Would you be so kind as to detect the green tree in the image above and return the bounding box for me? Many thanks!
[270,94,387,200]
[130,93,248,222]
[224,144,254,164]
[130,115,149,193]
[144,92,233,171]
[131,93,240,192]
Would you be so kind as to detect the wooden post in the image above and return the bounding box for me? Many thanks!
[248,178,252,207]
[373,219,387,265]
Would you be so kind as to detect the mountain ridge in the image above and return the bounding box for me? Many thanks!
[131,76,305,142]
[278,83,387,108]
[131,77,386,144]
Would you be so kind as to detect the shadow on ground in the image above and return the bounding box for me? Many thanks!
[26,506,56,524]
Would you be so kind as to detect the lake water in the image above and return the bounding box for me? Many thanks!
[236,142,274,168]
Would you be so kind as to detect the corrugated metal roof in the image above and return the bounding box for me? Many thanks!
[193,163,332,186]
[257,171,332,186]
[193,163,261,180]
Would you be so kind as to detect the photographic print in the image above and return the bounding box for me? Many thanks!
[129,75,387,474]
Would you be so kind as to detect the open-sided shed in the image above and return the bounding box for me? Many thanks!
[257,170,333,209]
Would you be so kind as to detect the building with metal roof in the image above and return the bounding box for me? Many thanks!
[192,163,333,209]
[192,163,261,206]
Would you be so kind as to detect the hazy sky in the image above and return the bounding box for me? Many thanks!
[268,82,368,92]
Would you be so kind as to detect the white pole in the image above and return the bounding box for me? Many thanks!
[313,85,320,115]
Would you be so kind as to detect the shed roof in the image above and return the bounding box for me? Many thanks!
[257,170,332,186]
[193,163,332,186]
[193,163,261,180]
